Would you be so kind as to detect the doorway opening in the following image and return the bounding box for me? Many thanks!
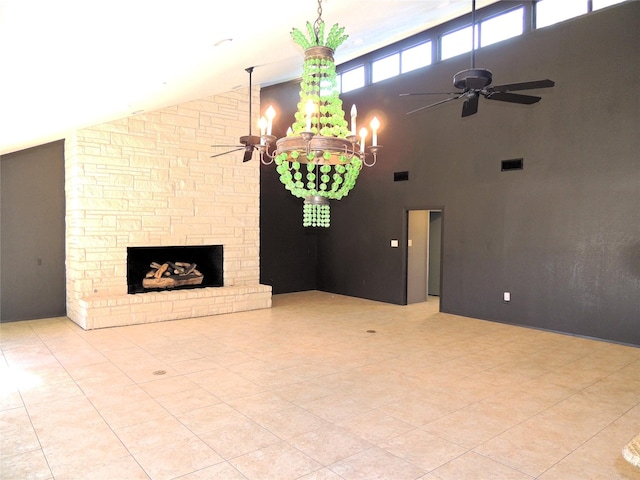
[406,209,443,305]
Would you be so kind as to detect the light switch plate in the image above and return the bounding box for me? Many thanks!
[391,239,399,248]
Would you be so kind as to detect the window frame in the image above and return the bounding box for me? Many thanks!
[400,40,433,74]
[440,24,477,62]
[535,0,589,29]
[479,5,525,48]
[339,65,366,93]
[371,52,401,84]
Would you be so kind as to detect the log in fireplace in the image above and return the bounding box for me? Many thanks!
[127,245,223,294]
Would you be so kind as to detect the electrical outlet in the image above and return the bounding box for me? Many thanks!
[391,239,399,248]
[503,292,511,302]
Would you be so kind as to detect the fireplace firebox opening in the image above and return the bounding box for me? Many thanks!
[127,245,223,294]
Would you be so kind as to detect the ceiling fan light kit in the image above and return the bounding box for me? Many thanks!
[256,0,382,228]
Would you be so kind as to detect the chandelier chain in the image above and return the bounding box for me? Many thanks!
[313,0,323,41]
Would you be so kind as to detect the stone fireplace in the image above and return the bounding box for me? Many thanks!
[64,87,271,329]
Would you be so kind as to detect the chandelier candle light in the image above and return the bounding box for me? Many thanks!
[259,0,381,227]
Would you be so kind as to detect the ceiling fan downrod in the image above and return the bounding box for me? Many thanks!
[471,0,476,69]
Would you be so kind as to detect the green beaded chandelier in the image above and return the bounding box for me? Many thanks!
[259,0,381,228]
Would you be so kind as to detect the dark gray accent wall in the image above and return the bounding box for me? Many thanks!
[259,85,319,294]
[1,140,66,321]
[261,2,640,346]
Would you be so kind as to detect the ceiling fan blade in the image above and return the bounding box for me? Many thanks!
[400,92,460,97]
[491,79,555,92]
[486,92,541,104]
[461,93,479,117]
[210,147,244,158]
[211,144,243,148]
[406,94,463,115]
[242,147,255,163]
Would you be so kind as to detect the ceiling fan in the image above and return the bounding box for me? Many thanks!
[211,66,261,162]
[401,0,554,117]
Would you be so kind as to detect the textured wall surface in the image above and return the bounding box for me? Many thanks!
[1,141,66,321]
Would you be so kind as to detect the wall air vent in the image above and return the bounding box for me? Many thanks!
[501,158,524,171]
[394,171,409,181]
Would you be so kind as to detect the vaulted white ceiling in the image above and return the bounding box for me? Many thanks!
[0,0,497,154]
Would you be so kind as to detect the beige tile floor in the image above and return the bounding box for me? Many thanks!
[1,291,640,480]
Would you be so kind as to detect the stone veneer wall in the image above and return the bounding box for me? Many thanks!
[65,87,271,329]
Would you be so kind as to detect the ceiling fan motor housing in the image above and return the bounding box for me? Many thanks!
[454,68,493,90]
[240,135,260,146]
